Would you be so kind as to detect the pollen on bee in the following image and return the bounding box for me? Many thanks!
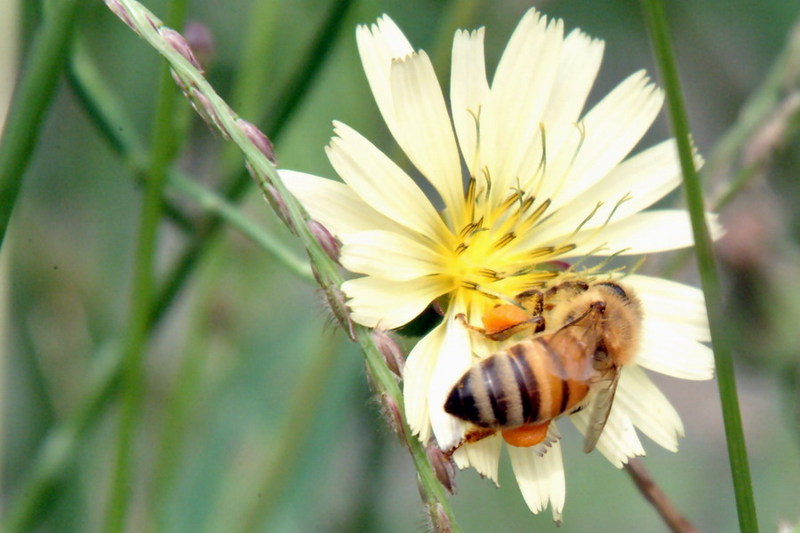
[501,423,550,447]
[481,304,530,336]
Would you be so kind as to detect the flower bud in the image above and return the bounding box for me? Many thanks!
[317,279,355,341]
[188,88,226,136]
[377,392,407,442]
[160,27,202,71]
[105,0,136,31]
[427,502,451,533]
[371,329,404,377]
[237,119,277,165]
[307,220,340,263]
[259,181,293,232]
[426,444,457,494]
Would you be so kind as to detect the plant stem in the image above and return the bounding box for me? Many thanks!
[104,0,188,529]
[2,7,341,528]
[101,0,464,527]
[641,2,759,532]
[151,0,355,326]
[0,0,81,248]
[624,459,698,533]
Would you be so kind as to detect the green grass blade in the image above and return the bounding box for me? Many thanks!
[641,2,759,532]
[104,0,189,529]
[0,0,81,248]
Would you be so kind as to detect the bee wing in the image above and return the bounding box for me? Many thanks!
[541,326,596,382]
[582,367,622,453]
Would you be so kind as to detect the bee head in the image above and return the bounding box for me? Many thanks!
[593,283,643,366]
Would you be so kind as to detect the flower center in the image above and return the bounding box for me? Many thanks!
[442,177,572,302]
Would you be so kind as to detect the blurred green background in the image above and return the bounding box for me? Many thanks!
[2,0,800,532]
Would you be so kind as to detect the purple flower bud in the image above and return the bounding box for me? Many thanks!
[313,278,355,341]
[426,445,457,494]
[161,27,203,71]
[189,88,228,137]
[378,392,407,442]
[237,119,277,164]
[307,220,340,263]
[371,329,404,377]
[105,0,136,31]
[428,502,452,533]
[261,182,293,232]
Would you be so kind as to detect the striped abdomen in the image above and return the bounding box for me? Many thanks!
[444,335,592,429]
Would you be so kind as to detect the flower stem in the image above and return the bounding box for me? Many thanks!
[104,0,188,530]
[2,4,344,526]
[101,0,464,528]
[641,2,759,532]
[150,0,355,327]
[0,0,80,248]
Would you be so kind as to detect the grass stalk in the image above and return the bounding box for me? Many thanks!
[151,0,355,327]
[104,0,188,529]
[102,0,462,528]
[641,2,759,531]
[0,0,80,248]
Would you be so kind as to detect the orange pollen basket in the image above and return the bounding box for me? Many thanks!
[481,304,530,336]
[501,422,551,447]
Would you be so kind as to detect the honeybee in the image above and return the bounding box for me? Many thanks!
[444,280,643,453]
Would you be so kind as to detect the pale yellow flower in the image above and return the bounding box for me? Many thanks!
[282,8,716,521]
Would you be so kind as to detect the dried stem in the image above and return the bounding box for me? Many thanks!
[624,459,699,533]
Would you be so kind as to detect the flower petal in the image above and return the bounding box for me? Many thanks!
[450,27,490,176]
[508,437,566,522]
[560,210,723,257]
[342,275,451,329]
[488,9,563,194]
[626,274,710,342]
[637,323,715,380]
[514,29,604,188]
[462,434,503,484]
[539,29,604,137]
[529,139,686,245]
[541,71,664,208]
[356,15,413,141]
[325,122,451,242]
[571,396,644,468]
[616,366,684,451]
[280,170,404,236]
[340,230,444,280]
[404,324,447,443]
[428,307,473,451]
[390,51,464,221]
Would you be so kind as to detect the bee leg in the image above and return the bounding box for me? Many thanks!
[500,422,551,448]
[456,310,545,342]
[513,288,544,317]
[442,427,497,459]
[484,314,544,341]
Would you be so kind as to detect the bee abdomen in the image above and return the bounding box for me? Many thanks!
[445,346,538,429]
